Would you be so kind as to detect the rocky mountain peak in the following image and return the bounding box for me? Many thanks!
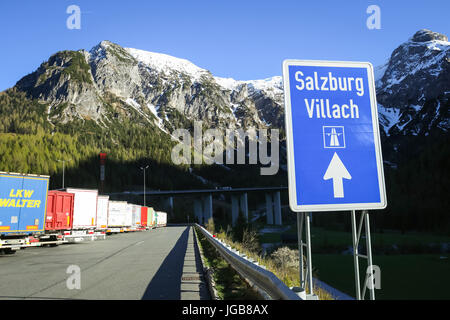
[412,29,448,43]
[376,30,449,138]
[9,31,448,143]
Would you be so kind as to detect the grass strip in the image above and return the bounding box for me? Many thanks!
[194,226,263,300]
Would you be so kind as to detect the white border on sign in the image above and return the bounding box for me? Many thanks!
[282,59,387,212]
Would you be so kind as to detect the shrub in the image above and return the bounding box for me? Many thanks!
[271,246,299,270]
[206,217,215,234]
[242,228,261,254]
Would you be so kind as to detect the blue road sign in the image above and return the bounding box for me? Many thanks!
[282,60,387,212]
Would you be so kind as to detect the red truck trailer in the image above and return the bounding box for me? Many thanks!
[36,190,74,246]
[46,190,74,231]
[141,206,148,229]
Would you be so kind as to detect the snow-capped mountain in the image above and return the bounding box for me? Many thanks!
[376,29,449,137]
[15,40,285,135]
[10,29,449,149]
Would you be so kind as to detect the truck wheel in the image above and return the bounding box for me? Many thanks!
[4,248,16,255]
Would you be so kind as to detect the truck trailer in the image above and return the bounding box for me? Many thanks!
[61,188,99,242]
[148,207,156,229]
[107,201,131,233]
[41,190,74,245]
[95,195,109,238]
[125,203,136,232]
[140,206,148,229]
[0,172,50,254]
[130,204,142,231]
[155,211,167,228]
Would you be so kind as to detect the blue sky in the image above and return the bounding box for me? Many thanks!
[0,0,448,91]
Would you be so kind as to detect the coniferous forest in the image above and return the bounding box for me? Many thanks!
[0,88,448,234]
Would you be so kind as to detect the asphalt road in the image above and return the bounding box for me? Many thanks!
[0,226,209,300]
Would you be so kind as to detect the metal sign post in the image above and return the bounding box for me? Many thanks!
[140,165,149,206]
[99,153,107,194]
[351,210,376,300]
[297,213,304,288]
[57,159,70,189]
[297,212,315,299]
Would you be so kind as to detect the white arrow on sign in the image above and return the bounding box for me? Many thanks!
[323,152,352,198]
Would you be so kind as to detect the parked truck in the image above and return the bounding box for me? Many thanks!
[148,207,156,229]
[155,211,167,227]
[41,190,74,246]
[140,206,148,229]
[125,203,136,232]
[130,204,142,231]
[107,201,131,233]
[61,188,99,242]
[95,195,109,238]
[0,172,50,254]
[140,206,156,229]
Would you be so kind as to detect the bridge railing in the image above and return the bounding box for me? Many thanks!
[195,223,302,300]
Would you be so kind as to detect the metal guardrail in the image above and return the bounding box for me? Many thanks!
[195,224,302,300]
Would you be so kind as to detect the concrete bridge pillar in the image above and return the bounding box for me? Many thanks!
[231,195,239,226]
[240,193,248,222]
[274,191,282,225]
[203,194,213,222]
[265,193,274,225]
[194,199,203,223]
[230,193,249,225]
[163,196,174,216]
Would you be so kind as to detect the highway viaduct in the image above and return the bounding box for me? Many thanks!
[110,187,288,226]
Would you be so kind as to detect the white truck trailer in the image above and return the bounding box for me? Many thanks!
[155,211,167,227]
[130,204,142,231]
[95,195,109,239]
[62,188,99,242]
[107,201,131,233]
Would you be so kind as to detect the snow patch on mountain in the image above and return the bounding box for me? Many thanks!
[374,61,389,86]
[215,76,283,96]
[214,77,239,91]
[378,104,401,135]
[146,103,159,118]
[410,105,422,112]
[124,98,167,133]
[125,48,210,81]
[125,98,141,110]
